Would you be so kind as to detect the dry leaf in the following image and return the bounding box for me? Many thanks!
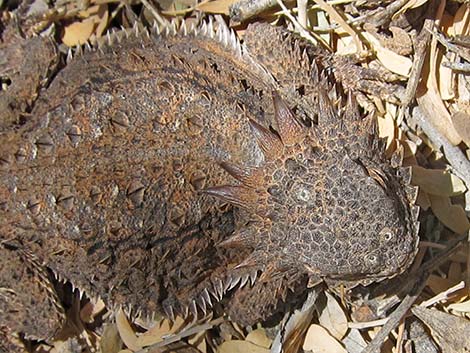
[412,306,470,353]
[448,4,470,36]
[94,4,109,38]
[448,261,462,282]
[217,340,270,353]
[417,25,462,145]
[189,332,207,353]
[80,298,106,323]
[62,18,96,46]
[426,274,461,296]
[303,324,347,353]
[448,299,470,313]
[428,194,470,234]
[136,317,185,347]
[341,328,367,353]
[116,309,142,352]
[315,9,332,48]
[377,112,396,151]
[245,328,272,349]
[401,139,418,158]
[271,290,319,353]
[362,32,412,77]
[416,189,431,210]
[396,0,430,15]
[78,4,100,17]
[62,4,108,46]
[318,292,348,340]
[451,111,470,145]
[100,324,123,353]
[411,166,466,196]
[438,55,455,100]
[335,32,356,56]
[417,86,461,145]
[196,0,239,14]
[136,320,171,347]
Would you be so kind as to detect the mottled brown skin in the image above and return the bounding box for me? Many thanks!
[0,33,59,131]
[0,20,419,345]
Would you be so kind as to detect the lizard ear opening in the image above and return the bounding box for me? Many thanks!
[272,91,306,146]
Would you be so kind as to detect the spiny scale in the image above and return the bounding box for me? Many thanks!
[272,91,306,146]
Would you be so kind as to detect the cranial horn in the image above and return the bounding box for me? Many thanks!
[248,119,283,160]
[272,91,306,146]
[203,185,255,209]
[219,161,262,187]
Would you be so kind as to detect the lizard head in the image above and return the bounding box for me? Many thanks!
[205,87,420,289]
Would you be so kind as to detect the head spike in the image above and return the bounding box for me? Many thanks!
[272,91,306,146]
[248,119,283,159]
[398,166,412,184]
[414,221,420,235]
[180,20,188,36]
[106,31,113,45]
[218,228,253,248]
[189,299,198,319]
[200,21,208,36]
[189,22,197,35]
[364,111,379,137]
[311,60,320,82]
[207,17,214,38]
[66,48,73,64]
[164,304,175,322]
[234,252,262,269]
[201,288,212,307]
[317,87,339,125]
[152,20,160,35]
[203,185,255,209]
[391,144,404,168]
[170,20,177,35]
[405,185,419,203]
[197,296,207,316]
[133,22,139,36]
[219,162,262,187]
[411,205,420,221]
[345,90,360,122]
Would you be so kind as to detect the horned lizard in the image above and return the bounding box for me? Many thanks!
[0,17,420,350]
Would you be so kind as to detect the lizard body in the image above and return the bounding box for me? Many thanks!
[0,18,419,347]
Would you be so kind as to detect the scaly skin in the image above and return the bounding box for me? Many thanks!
[0,33,59,131]
[0,20,419,344]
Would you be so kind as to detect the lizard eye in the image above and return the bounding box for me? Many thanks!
[379,227,394,241]
[366,254,378,264]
